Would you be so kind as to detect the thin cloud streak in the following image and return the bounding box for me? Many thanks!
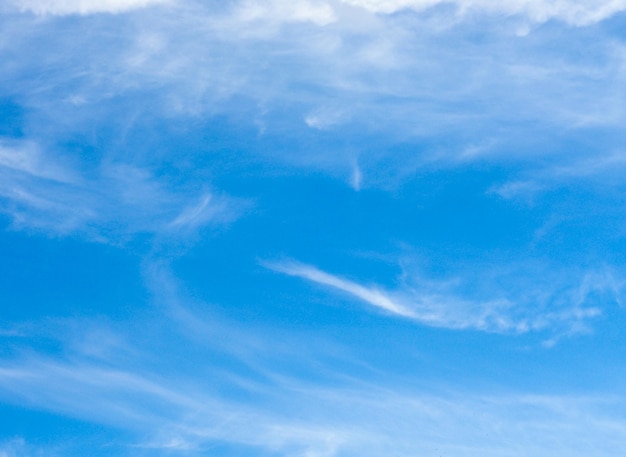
[266,259,610,335]
[0,139,241,240]
[0,346,625,456]
[0,264,624,456]
[4,0,626,185]
[7,0,626,26]
[2,3,626,456]
[265,260,417,318]
[341,0,626,25]
[8,0,171,15]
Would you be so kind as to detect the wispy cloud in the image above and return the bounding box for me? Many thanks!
[491,151,626,202]
[8,0,170,16]
[265,260,417,318]
[341,0,626,25]
[1,339,626,456]
[4,0,626,191]
[265,259,619,336]
[0,140,76,183]
[0,139,241,240]
[2,2,626,456]
[236,0,337,26]
[0,265,624,456]
[0,438,51,457]
[15,0,621,26]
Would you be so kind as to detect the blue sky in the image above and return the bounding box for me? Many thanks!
[2,0,626,455]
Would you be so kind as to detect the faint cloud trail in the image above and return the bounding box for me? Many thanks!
[264,258,611,337]
[264,260,416,318]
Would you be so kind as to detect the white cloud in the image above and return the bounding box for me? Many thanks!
[0,348,625,456]
[0,267,624,456]
[266,260,417,317]
[0,140,75,183]
[0,439,41,457]
[237,0,337,26]
[168,193,237,231]
[340,0,626,25]
[4,0,626,191]
[266,259,614,336]
[304,107,348,130]
[489,151,626,202]
[9,0,626,25]
[10,0,170,15]
[0,139,239,240]
[350,161,362,190]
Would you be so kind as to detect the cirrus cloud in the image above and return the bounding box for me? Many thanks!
[8,0,171,15]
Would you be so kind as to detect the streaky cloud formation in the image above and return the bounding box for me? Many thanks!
[0,439,46,457]
[265,260,417,318]
[266,259,620,336]
[3,0,626,455]
[0,139,240,240]
[237,0,337,25]
[341,0,626,25]
[7,0,626,27]
[0,268,625,457]
[4,0,626,191]
[8,0,170,15]
[4,351,626,457]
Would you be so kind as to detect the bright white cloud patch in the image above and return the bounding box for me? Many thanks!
[266,260,417,317]
[8,0,626,24]
[237,0,336,25]
[341,0,626,25]
[10,0,169,15]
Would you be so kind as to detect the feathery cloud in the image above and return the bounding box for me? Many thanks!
[9,0,170,15]
[341,0,626,25]
[265,259,616,336]
[0,139,240,240]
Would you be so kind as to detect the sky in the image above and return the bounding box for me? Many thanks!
[2,0,626,455]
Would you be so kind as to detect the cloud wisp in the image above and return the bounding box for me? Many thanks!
[6,0,626,25]
[340,0,626,25]
[7,0,170,16]
[266,260,417,318]
[2,2,626,457]
[0,139,240,241]
[4,0,626,193]
[265,259,619,336]
[1,312,626,457]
